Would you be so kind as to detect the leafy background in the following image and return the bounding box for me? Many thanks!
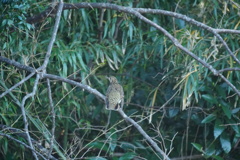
[0,0,240,159]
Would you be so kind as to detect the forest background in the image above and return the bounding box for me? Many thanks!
[0,0,240,159]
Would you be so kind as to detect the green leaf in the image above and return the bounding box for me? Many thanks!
[128,22,133,41]
[119,152,136,160]
[122,31,128,54]
[212,155,224,160]
[168,108,179,118]
[2,19,7,26]
[26,23,32,30]
[232,107,240,114]
[105,129,118,152]
[191,143,203,152]
[81,9,89,32]
[214,119,225,139]
[89,157,107,160]
[120,142,136,151]
[88,142,108,151]
[63,62,68,77]
[220,132,231,153]
[221,105,231,119]
[205,143,215,156]
[7,20,13,25]
[134,141,146,149]
[103,21,108,39]
[229,119,240,134]
[76,50,88,71]
[201,114,216,123]
[202,94,217,104]
[220,100,231,119]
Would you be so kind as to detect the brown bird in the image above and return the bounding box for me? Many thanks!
[106,76,124,110]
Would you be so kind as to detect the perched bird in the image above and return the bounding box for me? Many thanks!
[106,76,124,110]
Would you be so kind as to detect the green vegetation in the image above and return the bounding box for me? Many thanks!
[0,0,240,159]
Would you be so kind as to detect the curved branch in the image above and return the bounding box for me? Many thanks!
[0,132,47,160]
[24,2,240,96]
[0,56,168,159]
[0,56,105,101]
[0,124,58,160]
[134,7,240,64]
[26,2,240,65]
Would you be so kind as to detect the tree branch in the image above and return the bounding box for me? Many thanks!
[0,133,47,160]
[24,2,240,96]
[46,79,56,159]
[0,55,169,159]
[0,56,105,101]
[118,109,170,160]
[26,2,240,65]
[0,124,57,160]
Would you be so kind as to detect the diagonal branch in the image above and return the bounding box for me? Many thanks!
[26,2,240,65]
[134,8,240,64]
[0,133,47,160]
[118,109,170,160]
[0,124,58,160]
[24,2,240,96]
[0,72,35,98]
[39,2,64,71]
[0,56,170,159]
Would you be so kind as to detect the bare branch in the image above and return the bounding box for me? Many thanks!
[20,74,40,160]
[0,72,35,98]
[1,2,239,159]
[26,2,240,96]
[0,133,47,160]
[219,67,240,73]
[39,2,63,71]
[215,29,240,34]
[134,7,240,64]
[43,73,105,100]
[0,56,35,72]
[0,124,58,160]
[118,109,170,160]
[0,56,105,101]
[0,54,172,158]
[26,2,240,65]
[46,79,56,159]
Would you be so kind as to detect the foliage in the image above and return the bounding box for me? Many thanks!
[0,0,240,159]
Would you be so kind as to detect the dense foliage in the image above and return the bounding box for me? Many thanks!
[0,0,240,159]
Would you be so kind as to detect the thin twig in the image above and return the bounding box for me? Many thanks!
[0,124,58,160]
[0,133,47,160]
[39,2,64,71]
[134,7,240,64]
[61,2,240,96]
[20,74,40,160]
[47,79,56,159]
[43,73,105,100]
[1,3,240,96]
[0,56,106,100]
[0,72,35,98]
[218,67,240,73]
[118,109,170,160]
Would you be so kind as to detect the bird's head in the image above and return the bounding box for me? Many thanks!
[107,76,118,84]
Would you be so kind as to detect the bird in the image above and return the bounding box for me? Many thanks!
[106,76,124,110]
